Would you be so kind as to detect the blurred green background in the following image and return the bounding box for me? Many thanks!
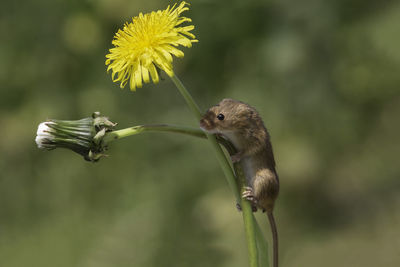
[1,0,400,266]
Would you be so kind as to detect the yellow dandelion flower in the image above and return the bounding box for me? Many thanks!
[105,1,197,91]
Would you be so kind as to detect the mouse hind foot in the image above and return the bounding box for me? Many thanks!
[240,186,259,211]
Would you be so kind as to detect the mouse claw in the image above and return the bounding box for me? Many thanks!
[236,203,242,211]
[242,186,254,198]
[242,186,258,206]
[230,151,243,163]
[236,202,258,212]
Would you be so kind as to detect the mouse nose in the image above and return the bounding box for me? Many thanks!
[199,118,210,129]
[199,118,206,127]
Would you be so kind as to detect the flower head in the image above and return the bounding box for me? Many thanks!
[105,1,197,91]
[35,112,116,162]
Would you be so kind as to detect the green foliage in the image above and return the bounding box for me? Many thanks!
[0,0,399,266]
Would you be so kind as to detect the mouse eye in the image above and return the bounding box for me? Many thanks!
[217,113,225,121]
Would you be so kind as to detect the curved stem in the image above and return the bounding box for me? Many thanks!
[254,215,270,267]
[170,74,259,267]
[103,123,269,266]
[170,75,202,119]
[170,74,240,201]
[103,124,205,143]
[235,163,259,267]
[219,136,266,267]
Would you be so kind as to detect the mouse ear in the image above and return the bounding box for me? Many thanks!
[246,110,254,119]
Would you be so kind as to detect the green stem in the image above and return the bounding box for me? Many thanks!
[170,74,259,267]
[170,74,240,201]
[103,123,268,266]
[235,163,259,267]
[221,138,264,267]
[170,75,202,119]
[103,124,205,143]
[254,216,270,267]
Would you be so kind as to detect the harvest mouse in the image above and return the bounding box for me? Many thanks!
[200,98,279,267]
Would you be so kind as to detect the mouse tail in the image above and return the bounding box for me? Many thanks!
[267,211,278,267]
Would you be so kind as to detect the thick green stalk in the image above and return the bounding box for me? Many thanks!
[254,215,270,267]
[221,138,264,267]
[234,163,259,267]
[170,74,258,267]
[103,124,269,266]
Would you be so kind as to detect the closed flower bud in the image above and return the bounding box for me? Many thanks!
[35,112,116,162]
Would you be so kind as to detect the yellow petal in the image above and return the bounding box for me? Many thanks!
[149,63,159,84]
[142,64,150,83]
[105,1,196,90]
[134,61,143,88]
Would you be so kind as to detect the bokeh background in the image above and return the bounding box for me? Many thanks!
[1,0,399,266]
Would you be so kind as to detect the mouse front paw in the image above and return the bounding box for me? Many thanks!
[230,151,243,163]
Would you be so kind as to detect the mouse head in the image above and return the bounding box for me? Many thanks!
[200,98,258,134]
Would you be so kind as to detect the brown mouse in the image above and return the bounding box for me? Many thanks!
[200,98,279,267]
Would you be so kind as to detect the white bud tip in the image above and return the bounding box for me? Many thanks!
[35,122,55,148]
